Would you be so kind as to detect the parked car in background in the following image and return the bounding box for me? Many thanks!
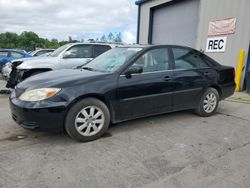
[6,43,118,88]
[29,49,55,57]
[9,45,235,142]
[2,51,54,79]
[0,49,31,71]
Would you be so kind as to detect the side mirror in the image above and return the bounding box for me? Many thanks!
[62,51,72,58]
[124,66,143,78]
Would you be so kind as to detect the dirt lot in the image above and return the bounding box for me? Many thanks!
[0,77,250,188]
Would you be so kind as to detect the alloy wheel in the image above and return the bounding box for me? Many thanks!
[203,93,217,113]
[75,106,105,136]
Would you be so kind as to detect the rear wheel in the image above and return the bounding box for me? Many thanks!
[65,98,110,142]
[195,88,219,117]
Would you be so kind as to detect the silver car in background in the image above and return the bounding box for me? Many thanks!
[29,49,55,57]
[6,42,119,88]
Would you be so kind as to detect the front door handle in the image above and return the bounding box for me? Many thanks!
[163,76,172,81]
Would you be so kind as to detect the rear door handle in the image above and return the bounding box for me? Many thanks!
[204,72,211,76]
[163,76,172,81]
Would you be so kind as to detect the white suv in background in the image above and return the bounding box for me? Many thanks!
[7,43,119,88]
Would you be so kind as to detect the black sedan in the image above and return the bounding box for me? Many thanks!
[9,45,235,142]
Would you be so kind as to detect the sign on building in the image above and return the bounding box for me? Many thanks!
[208,18,236,36]
[206,36,227,53]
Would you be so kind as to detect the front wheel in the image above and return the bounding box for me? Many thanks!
[65,98,110,142]
[195,88,219,117]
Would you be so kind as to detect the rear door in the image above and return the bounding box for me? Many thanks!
[60,44,93,69]
[117,47,174,120]
[170,47,217,110]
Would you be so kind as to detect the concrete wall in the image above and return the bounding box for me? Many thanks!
[196,0,250,71]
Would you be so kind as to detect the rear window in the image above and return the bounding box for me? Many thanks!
[172,48,209,70]
[201,53,221,67]
[10,52,24,58]
[0,51,8,57]
[93,45,111,58]
[66,45,92,58]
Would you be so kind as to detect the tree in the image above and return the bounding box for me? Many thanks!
[114,32,122,42]
[68,36,73,42]
[88,39,95,42]
[0,32,19,48]
[107,32,114,42]
[0,30,123,50]
[19,31,40,50]
[0,31,68,50]
[100,34,107,42]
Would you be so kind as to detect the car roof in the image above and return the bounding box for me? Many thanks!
[0,49,27,53]
[37,49,55,50]
[32,49,55,52]
[117,44,195,50]
[67,42,123,48]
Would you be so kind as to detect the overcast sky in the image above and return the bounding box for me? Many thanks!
[0,0,137,43]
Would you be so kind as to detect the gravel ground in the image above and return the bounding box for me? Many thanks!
[0,77,250,188]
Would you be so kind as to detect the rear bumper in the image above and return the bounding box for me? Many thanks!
[9,95,67,131]
[220,82,236,100]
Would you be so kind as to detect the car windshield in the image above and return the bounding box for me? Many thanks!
[82,47,142,72]
[50,44,71,57]
[29,50,39,56]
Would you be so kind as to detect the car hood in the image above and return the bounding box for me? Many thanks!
[16,56,58,69]
[16,69,108,91]
[12,56,44,62]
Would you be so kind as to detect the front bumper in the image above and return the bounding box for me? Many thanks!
[9,93,67,131]
[6,68,24,88]
[2,68,11,79]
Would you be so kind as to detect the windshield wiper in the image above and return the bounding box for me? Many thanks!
[82,67,94,71]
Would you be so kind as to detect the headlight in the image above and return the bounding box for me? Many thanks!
[19,88,61,101]
[7,63,12,68]
[5,62,12,68]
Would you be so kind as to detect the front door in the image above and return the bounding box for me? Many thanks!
[60,44,93,69]
[117,47,174,120]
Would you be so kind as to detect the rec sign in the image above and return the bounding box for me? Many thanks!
[206,36,227,53]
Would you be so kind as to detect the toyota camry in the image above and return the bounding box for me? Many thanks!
[9,45,235,142]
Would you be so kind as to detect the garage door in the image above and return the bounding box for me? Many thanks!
[152,0,200,47]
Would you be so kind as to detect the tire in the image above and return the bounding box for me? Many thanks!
[195,87,219,117]
[65,98,110,142]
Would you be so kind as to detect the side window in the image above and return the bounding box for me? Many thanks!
[93,45,111,58]
[0,51,8,58]
[131,48,169,73]
[10,52,24,58]
[67,45,92,58]
[172,48,209,70]
[35,51,46,56]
